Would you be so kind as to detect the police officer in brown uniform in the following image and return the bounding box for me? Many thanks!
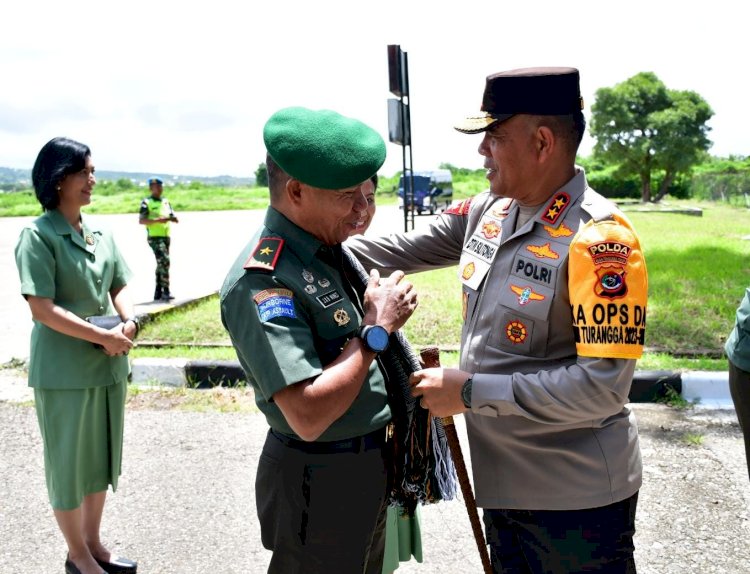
[220,107,418,574]
[347,68,649,573]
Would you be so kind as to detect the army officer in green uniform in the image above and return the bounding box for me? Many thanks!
[15,138,139,574]
[220,107,418,574]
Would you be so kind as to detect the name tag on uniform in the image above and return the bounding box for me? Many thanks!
[459,214,505,290]
[316,289,344,308]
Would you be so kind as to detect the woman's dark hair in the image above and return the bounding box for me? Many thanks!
[31,137,91,211]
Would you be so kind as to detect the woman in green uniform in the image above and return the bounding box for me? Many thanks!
[15,138,139,574]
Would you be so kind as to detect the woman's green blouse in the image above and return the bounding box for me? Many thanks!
[15,210,132,389]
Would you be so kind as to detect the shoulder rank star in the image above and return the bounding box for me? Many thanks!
[540,192,570,225]
[244,237,284,271]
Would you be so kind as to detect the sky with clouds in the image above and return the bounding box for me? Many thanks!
[0,0,745,179]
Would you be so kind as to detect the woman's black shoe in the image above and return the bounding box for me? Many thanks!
[65,559,82,574]
[95,556,138,574]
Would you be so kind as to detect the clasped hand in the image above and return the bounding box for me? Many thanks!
[100,322,134,356]
[362,269,418,334]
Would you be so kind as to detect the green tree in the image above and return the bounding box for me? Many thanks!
[115,177,135,190]
[590,72,713,202]
[255,163,268,187]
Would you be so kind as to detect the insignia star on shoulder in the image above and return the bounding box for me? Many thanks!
[244,237,284,271]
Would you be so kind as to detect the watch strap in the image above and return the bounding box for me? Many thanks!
[461,376,473,408]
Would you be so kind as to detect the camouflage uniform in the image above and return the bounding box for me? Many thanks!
[147,236,170,298]
[139,194,175,299]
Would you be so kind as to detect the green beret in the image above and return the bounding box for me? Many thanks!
[263,107,386,190]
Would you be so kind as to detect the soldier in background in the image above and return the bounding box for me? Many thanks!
[139,177,178,301]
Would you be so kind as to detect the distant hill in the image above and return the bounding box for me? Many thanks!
[0,166,254,190]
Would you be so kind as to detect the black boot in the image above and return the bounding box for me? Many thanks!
[154,287,162,301]
[161,288,175,301]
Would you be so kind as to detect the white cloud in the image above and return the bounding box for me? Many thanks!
[1,0,746,178]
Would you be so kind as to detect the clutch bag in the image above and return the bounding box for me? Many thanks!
[85,315,122,330]
[85,315,122,348]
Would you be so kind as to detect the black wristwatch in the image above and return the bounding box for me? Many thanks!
[356,324,390,353]
[461,376,473,409]
[123,316,141,337]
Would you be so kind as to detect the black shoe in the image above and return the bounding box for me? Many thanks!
[153,288,162,301]
[95,556,138,574]
[66,557,108,574]
[160,291,175,301]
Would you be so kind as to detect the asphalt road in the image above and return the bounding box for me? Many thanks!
[1,370,749,573]
[0,205,429,365]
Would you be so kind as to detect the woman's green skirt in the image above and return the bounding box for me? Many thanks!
[34,381,127,510]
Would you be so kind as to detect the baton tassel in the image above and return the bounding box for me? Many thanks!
[419,347,493,574]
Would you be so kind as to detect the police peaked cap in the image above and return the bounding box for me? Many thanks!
[455,67,584,134]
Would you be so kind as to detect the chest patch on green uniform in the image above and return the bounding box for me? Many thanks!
[254,288,296,321]
[316,289,344,308]
[244,238,284,271]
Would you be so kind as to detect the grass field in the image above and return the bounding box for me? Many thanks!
[0,172,485,217]
[131,200,749,372]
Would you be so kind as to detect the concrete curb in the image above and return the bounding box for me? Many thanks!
[129,359,734,408]
[134,294,736,408]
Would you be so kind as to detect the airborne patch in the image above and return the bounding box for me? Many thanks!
[244,238,284,271]
[540,192,570,224]
[254,288,295,321]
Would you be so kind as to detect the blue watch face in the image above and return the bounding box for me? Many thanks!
[366,326,389,352]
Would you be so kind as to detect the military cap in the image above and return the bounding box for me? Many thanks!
[263,107,386,190]
[455,67,583,134]
[148,177,163,185]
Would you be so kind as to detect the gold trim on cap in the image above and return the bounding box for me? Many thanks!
[454,113,498,134]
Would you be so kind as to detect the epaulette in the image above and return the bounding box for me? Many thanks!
[444,197,473,215]
[243,237,284,271]
[539,191,571,225]
[580,195,616,224]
